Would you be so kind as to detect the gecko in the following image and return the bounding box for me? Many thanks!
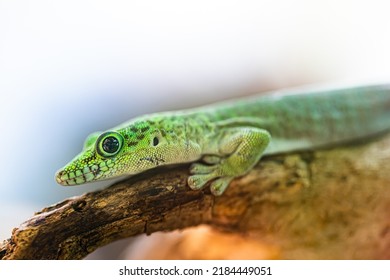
[55,84,390,195]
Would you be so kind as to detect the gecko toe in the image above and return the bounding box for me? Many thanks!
[202,155,222,164]
[189,163,217,174]
[188,174,215,190]
[210,177,233,196]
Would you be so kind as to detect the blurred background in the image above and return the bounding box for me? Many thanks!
[1,0,390,259]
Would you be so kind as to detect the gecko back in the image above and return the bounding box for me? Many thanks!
[204,84,390,154]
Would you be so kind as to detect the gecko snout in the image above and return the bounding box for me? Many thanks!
[55,170,65,184]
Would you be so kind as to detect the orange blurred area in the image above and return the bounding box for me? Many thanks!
[88,226,280,260]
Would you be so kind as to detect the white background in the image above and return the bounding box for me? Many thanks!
[1,0,390,256]
[1,260,390,279]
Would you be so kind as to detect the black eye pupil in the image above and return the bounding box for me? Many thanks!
[153,137,159,146]
[102,137,120,153]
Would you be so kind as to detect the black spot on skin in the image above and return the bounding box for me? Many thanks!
[128,141,139,147]
[140,126,149,133]
[124,134,129,139]
[130,127,138,133]
[91,166,101,176]
[140,155,165,165]
[140,157,154,163]
[160,130,167,137]
[137,134,145,140]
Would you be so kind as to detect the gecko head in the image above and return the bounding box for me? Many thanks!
[55,118,200,186]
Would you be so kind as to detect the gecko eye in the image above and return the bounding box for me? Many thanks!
[96,131,124,157]
[152,136,159,146]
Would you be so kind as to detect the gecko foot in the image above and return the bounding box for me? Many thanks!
[188,158,222,190]
[188,128,270,195]
[188,161,233,196]
[187,171,233,196]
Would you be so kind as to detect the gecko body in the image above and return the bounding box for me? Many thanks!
[56,84,390,195]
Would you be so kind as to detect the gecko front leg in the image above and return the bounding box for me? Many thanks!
[188,127,271,195]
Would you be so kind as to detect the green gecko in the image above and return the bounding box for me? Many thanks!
[56,84,390,195]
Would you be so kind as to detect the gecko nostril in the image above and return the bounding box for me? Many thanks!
[55,170,64,183]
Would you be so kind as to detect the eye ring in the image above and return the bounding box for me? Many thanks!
[96,131,124,158]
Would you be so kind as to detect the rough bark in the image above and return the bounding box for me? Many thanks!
[1,133,390,260]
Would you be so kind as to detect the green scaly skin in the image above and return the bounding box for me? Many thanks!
[56,84,390,195]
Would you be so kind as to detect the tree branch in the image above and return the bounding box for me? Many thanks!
[2,133,390,259]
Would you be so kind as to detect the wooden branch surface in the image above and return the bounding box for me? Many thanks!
[1,133,390,260]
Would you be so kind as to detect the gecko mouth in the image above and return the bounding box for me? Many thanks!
[55,165,101,186]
